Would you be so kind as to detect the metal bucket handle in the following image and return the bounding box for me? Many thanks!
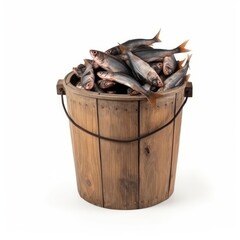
[57,80,192,143]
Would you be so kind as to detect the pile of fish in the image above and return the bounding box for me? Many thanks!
[73,30,191,105]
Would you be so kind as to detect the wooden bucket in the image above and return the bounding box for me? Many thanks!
[57,72,192,209]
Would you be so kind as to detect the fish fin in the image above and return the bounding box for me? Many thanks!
[118,43,129,55]
[178,40,190,52]
[153,29,161,42]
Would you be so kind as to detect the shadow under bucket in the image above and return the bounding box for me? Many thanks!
[57,71,193,209]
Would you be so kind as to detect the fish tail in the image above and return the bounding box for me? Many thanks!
[178,40,190,52]
[178,59,185,69]
[178,53,192,69]
[118,43,129,54]
[185,54,192,70]
[72,67,80,77]
[83,59,88,65]
[186,54,192,63]
[153,29,161,42]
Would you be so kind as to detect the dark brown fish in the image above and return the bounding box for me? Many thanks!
[150,62,163,75]
[163,55,177,76]
[105,30,161,55]
[97,71,159,106]
[163,55,191,91]
[133,40,189,62]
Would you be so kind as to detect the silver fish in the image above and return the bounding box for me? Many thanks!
[97,71,159,106]
[163,55,191,91]
[105,30,161,55]
[133,40,189,62]
[80,59,95,90]
[90,49,130,74]
[163,55,177,76]
[119,44,164,87]
[175,74,190,88]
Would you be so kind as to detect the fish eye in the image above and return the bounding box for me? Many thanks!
[157,80,162,86]
[91,50,98,56]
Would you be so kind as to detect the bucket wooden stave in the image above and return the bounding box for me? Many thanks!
[57,72,192,209]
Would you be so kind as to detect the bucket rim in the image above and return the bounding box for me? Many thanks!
[63,71,187,101]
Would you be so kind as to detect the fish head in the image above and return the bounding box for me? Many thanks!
[150,62,163,75]
[90,50,106,65]
[163,55,177,76]
[147,72,164,87]
[76,63,86,70]
[81,74,94,90]
[83,80,94,90]
[73,67,83,78]
[89,49,98,58]
[152,79,163,87]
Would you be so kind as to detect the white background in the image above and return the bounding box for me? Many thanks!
[0,0,238,239]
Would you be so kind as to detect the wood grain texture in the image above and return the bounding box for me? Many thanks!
[61,72,191,209]
[168,90,184,197]
[139,96,175,208]
[67,93,103,207]
[98,100,139,209]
